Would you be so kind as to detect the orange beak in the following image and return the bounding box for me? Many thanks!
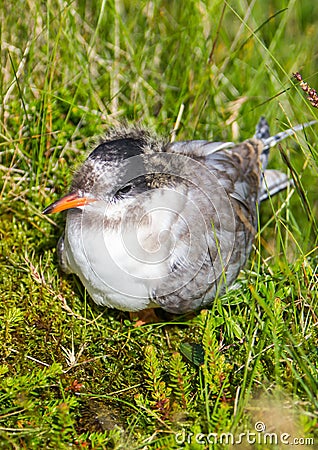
[42,192,97,215]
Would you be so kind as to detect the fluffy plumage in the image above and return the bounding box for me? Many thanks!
[43,117,316,314]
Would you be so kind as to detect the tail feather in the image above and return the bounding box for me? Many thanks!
[259,169,293,202]
[254,116,271,140]
[255,117,316,200]
[254,117,271,170]
[262,119,317,151]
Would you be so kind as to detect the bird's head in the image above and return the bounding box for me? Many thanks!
[43,127,167,216]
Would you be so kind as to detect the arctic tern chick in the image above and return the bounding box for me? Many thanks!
[43,117,315,314]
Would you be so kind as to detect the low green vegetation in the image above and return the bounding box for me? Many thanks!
[1,0,317,448]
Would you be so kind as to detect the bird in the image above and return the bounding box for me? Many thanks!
[43,117,316,315]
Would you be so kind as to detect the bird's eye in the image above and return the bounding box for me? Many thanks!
[115,183,133,197]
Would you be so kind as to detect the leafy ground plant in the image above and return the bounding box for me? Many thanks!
[1,0,317,448]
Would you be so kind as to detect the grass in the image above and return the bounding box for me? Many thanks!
[1,0,318,448]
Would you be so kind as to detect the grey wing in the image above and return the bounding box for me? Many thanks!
[168,138,254,205]
[167,140,235,157]
[154,140,258,314]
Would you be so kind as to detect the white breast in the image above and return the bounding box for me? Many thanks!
[63,188,188,311]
